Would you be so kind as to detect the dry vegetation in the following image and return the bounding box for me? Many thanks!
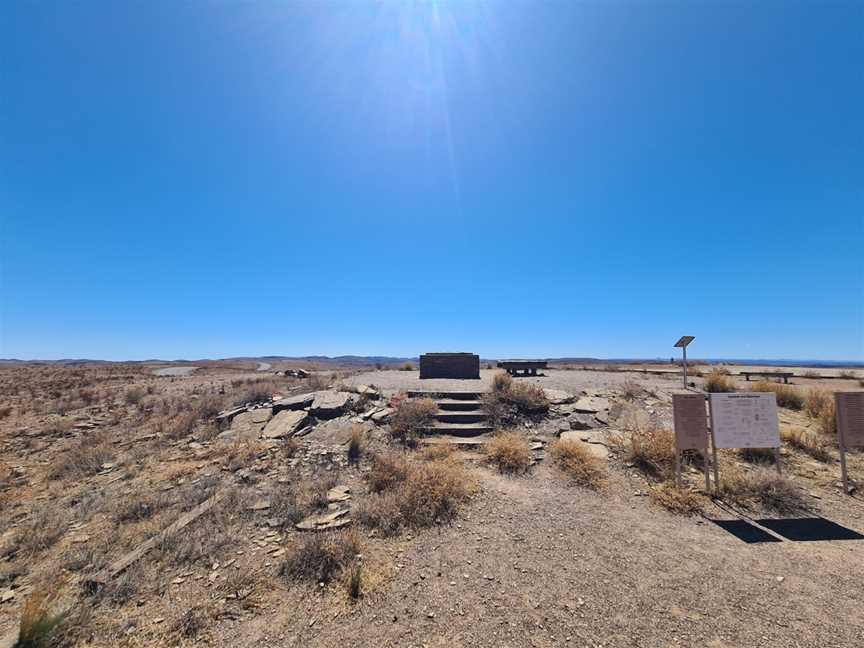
[649,482,704,515]
[482,372,549,427]
[617,426,676,481]
[703,368,735,393]
[781,427,832,462]
[751,381,803,410]
[718,467,809,514]
[484,431,531,474]
[355,453,475,536]
[389,397,437,444]
[548,439,606,490]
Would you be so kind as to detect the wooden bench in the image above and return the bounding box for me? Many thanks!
[497,360,547,377]
[739,371,794,384]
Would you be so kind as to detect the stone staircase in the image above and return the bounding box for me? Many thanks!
[406,391,493,437]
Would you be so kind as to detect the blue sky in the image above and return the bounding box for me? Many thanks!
[1,1,862,361]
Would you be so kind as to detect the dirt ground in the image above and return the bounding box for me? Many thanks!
[1,363,863,647]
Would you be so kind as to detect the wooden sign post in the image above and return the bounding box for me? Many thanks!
[835,392,864,494]
[708,392,781,493]
[672,393,711,490]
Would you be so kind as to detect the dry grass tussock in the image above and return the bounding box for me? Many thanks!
[649,482,704,515]
[269,474,338,529]
[4,502,69,559]
[781,427,832,462]
[751,381,803,410]
[47,430,114,481]
[389,397,437,444]
[616,426,676,480]
[549,439,606,490]
[280,529,361,585]
[704,369,735,393]
[419,444,455,462]
[347,424,364,464]
[804,388,832,418]
[484,431,531,474]
[719,467,809,514]
[355,453,475,536]
[483,372,549,427]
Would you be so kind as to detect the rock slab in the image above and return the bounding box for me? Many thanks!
[262,410,310,439]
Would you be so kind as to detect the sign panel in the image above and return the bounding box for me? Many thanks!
[710,392,779,449]
[836,392,864,447]
[673,393,708,450]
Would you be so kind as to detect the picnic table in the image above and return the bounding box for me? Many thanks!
[497,360,547,377]
[739,371,794,384]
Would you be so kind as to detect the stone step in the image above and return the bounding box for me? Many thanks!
[435,399,484,411]
[424,422,494,437]
[407,391,483,400]
[435,410,488,424]
[421,435,492,448]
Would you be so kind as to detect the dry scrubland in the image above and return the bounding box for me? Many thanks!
[1,363,863,647]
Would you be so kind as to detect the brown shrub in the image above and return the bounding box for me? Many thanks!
[47,431,114,481]
[804,388,832,418]
[6,502,68,558]
[548,439,606,490]
[483,372,549,427]
[781,427,832,462]
[649,482,704,515]
[621,379,642,401]
[815,400,837,436]
[356,453,474,535]
[172,604,213,639]
[419,444,454,462]
[15,588,72,648]
[704,370,735,393]
[269,474,336,529]
[390,398,437,444]
[621,427,675,480]
[751,381,803,410]
[838,370,858,379]
[720,467,808,514]
[484,431,531,474]
[279,529,361,584]
[124,388,145,405]
[112,491,170,524]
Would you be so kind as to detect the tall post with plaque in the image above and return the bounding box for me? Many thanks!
[672,393,711,490]
[835,392,864,495]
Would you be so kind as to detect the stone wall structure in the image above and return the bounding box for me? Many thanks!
[419,353,480,379]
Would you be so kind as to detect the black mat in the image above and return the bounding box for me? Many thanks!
[757,518,864,542]
[711,519,782,544]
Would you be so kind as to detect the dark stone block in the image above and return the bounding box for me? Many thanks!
[419,353,480,379]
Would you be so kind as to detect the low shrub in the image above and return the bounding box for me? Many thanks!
[400,363,415,371]
[47,431,114,481]
[737,446,776,464]
[356,453,474,536]
[649,482,704,515]
[124,388,145,405]
[347,425,364,464]
[8,503,68,558]
[704,370,735,393]
[279,530,361,585]
[390,398,437,445]
[839,370,858,379]
[804,388,832,418]
[720,468,808,514]
[751,381,803,410]
[484,431,531,474]
[781,427,832,462]
[483,372,549,427]
[621,379,642,401]
[14,588,70,648]
[621,427,676,480]
[548,439,606,490]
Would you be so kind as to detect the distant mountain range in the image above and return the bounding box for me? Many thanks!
[1,356,862,368]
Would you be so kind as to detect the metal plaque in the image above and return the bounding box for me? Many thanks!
[836,392,864,448]
[673,393,708,450]
[710,392,779,449]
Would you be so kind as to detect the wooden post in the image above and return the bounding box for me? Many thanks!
[703,449,711,491]
[708,395,720,494]
[774,447,782,475]
[675,450,681,488]
[838,398,850,494]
